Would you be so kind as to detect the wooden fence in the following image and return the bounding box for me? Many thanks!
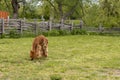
[0,18,120,36]
[0,18,73,35]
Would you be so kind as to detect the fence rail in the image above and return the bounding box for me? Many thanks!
[0,18,73,35]
[0,18,120,36]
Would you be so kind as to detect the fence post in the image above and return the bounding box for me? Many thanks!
[1,18,4,34]
[60,19,64,30]
[23,17,26,26]
[34,19,37,35]
[19,20,22,35]
[70,22,73,31]
[7,16,9,26]
[80,19,83,29]
[48,19,52,31]
[98,23,104,33]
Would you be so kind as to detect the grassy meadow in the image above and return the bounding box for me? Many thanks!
[0,35,120,80]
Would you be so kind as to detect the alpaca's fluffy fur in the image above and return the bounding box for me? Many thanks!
[30,35,48,60]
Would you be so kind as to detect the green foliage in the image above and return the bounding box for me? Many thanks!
[41,29,88,37]
[9,30,21,38]
[0,0,12,14]
[41,31,49,36]
[102,16,119,27]
[48,30,60,36]
[1,28,119,39]
[1,0,120,27]
[88,32,98,35]
[50,74,62,80]
[58,30,70,36]
[0,34,6,38]
[71,29,87,35]
[83,4,100,27]
[41,30,70,36]
[98,0,120,27]
[21,31,35,38]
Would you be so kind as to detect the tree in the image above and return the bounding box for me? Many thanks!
[19,0,42,18]
[42,0,86,28]
[0,0,11,12]
[11,0,21,18]
[48,0,80,19]
[99,0,120,27]
[83,3,100,27]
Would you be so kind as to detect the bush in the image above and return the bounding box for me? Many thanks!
[48,30,60,36]
[50,74,62,80]
[0,34,5,38]
[40,29,88,37]
[22,31,35,37]
[41,31,49,36]
[88,32,98,35]
[71,29,87,35]
[59,30,70,36]
[9,30,21,38]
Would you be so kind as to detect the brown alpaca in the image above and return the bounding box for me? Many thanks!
[30,35,48,60]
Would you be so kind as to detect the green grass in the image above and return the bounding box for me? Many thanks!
[0,35,120,80]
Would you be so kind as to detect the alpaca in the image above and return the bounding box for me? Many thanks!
[30,35,48,60]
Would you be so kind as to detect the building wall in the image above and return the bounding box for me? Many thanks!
[0,11,9,19]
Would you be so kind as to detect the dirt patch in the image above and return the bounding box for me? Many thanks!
[98,68,120,77]
[107,69,120,77]
[0,72,3,78]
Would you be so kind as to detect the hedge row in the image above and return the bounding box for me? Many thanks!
[0,29,119,38]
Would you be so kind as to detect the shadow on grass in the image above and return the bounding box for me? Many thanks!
[0,56,49,65]
[29,57,49,63]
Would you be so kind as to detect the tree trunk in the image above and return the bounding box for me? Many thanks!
[58,2,64,28]
[11,0,20,18]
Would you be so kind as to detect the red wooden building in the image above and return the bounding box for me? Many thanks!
[0,11,9,19]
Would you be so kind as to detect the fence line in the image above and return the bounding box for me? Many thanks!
[0,18,73,35]
[0,18,120,36]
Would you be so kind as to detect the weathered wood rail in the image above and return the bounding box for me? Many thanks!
[0,18,73,35]
[0,18,120,36]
